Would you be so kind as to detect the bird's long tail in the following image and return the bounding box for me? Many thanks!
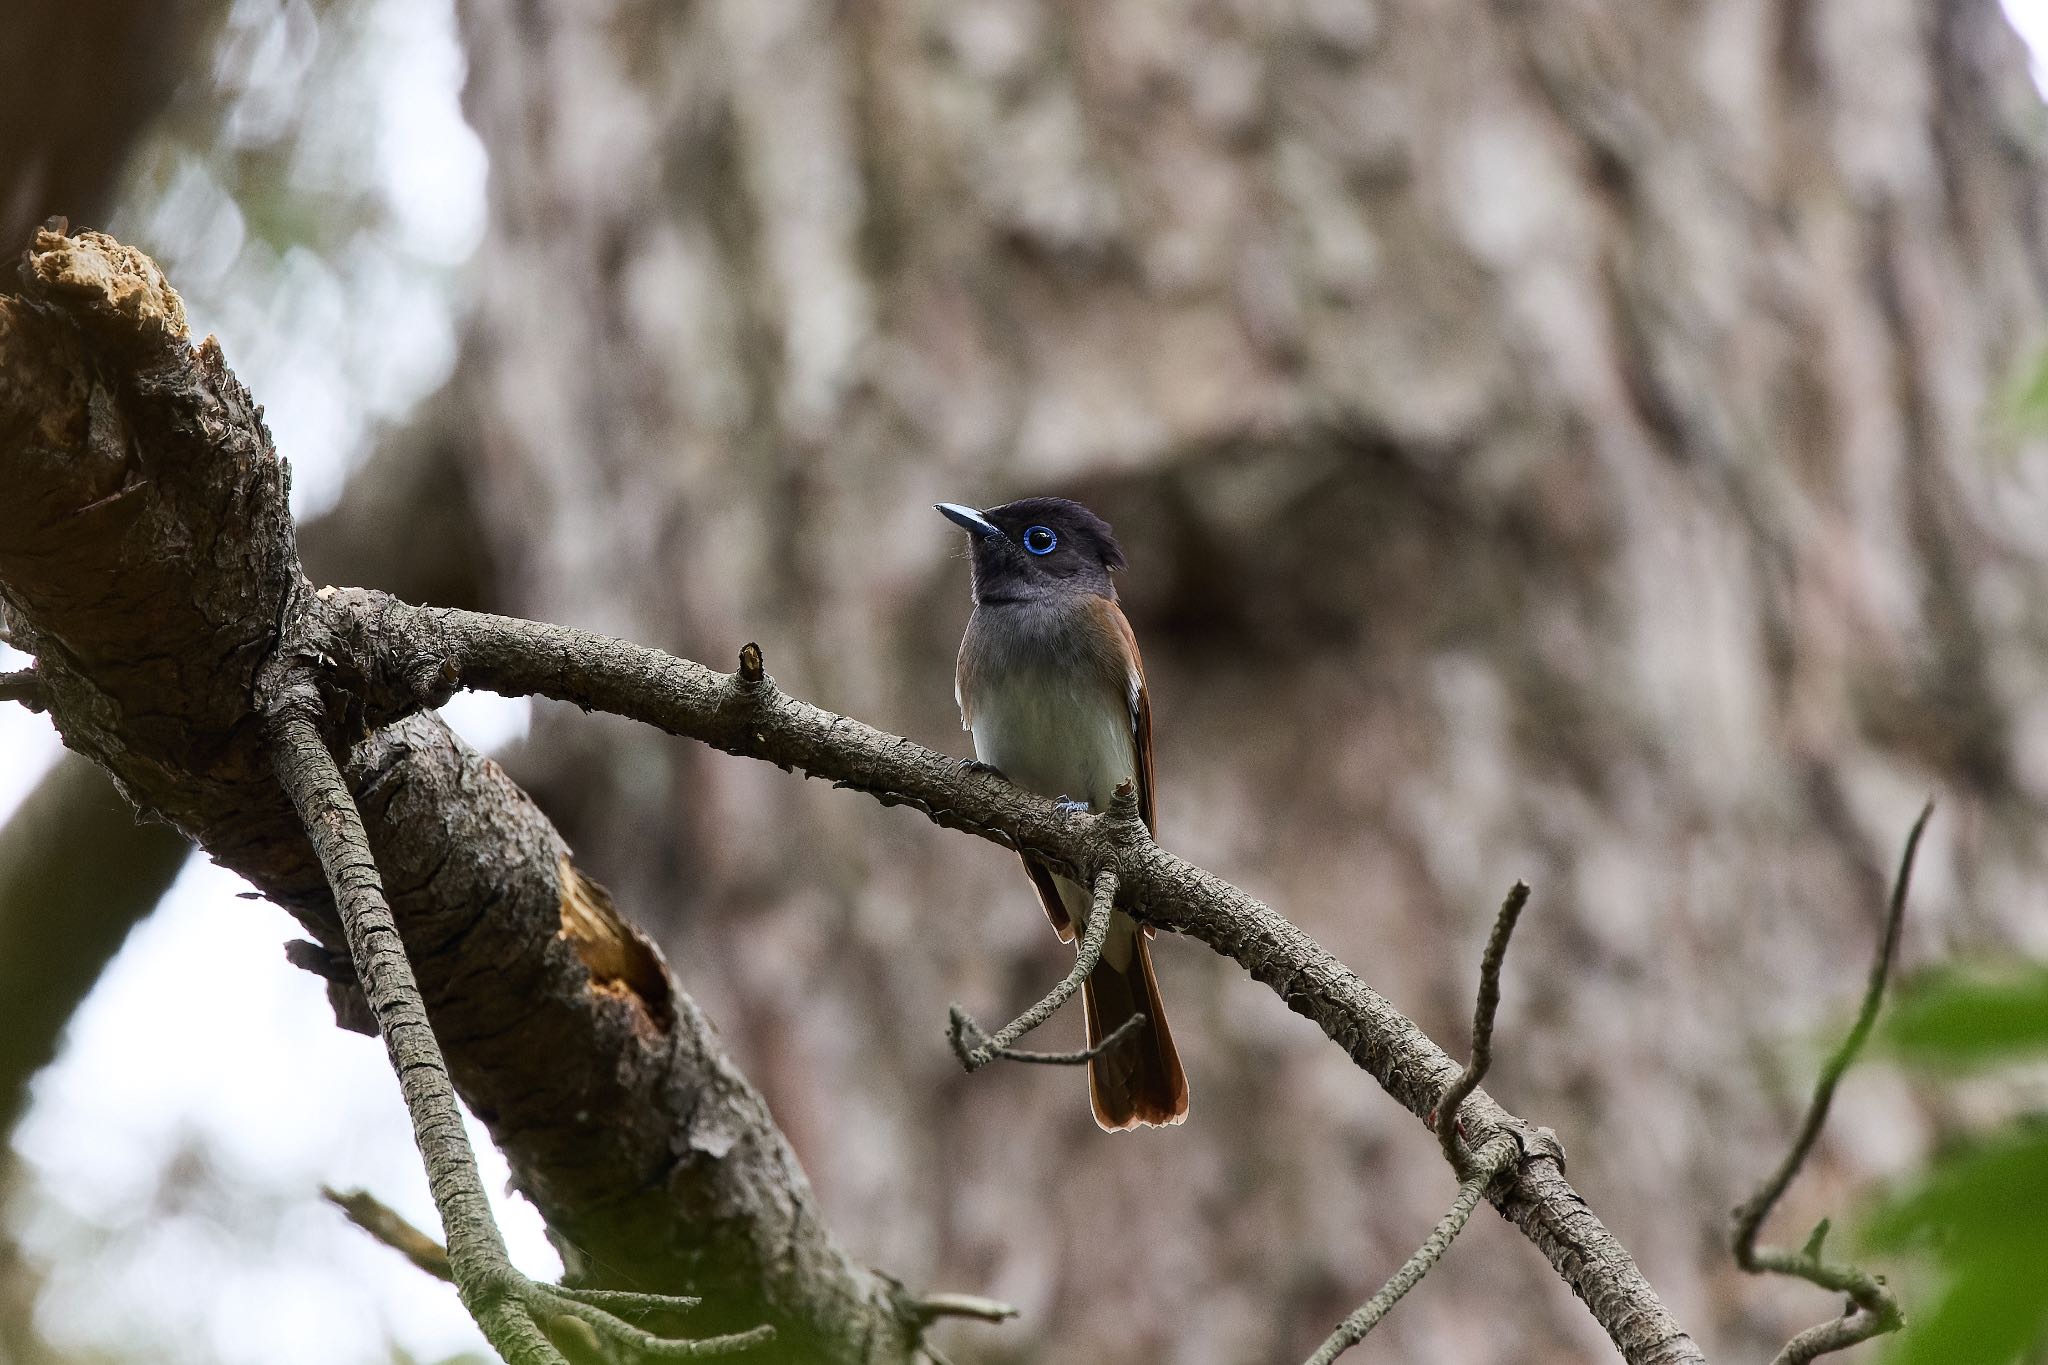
[1082,910,1189,1129]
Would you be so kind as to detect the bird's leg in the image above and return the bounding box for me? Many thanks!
[947,871,1143,1070]
[1051,797,1093,817]
[956,757,1005,778]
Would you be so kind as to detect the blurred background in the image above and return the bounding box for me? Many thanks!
[5,0,2048,1361]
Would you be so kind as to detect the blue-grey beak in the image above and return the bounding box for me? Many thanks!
[936,502,1002,539]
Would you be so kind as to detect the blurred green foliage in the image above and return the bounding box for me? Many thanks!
[2009,352,2048,435]
[1868,969,2048,1365]
[1890,352,2048,1363]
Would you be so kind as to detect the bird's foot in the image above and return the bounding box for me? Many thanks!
[957,758,1005,778]
[1052,797,1093,817]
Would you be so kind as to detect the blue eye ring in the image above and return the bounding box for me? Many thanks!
[1022,525,1058,556]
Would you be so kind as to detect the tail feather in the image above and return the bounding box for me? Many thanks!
[1081,918,1189,1130]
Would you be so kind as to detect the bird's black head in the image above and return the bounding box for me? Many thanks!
[936,496,1127,604]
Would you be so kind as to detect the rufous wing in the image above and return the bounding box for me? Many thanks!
[1105,598,1157,935]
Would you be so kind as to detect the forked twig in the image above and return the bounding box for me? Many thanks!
[1731,802,1931,1365]
[323,1179,777,1353]
[947,871,1141,1069]
[1306,882,1532,1364]
[1305,1133,1519,1365]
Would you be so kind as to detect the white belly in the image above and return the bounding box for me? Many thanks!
[968,668,1135,812]
[968,669,1138,960]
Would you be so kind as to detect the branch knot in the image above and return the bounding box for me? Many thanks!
[736,641,766,687]
[1102,778,1147,845]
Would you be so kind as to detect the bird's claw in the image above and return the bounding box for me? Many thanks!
[957,758,1005,778]
[1052,797,1093,817]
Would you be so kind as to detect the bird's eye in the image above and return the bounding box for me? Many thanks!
[1023,525,1058,556]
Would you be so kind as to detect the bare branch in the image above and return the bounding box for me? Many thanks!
[323,1185,455,1283]
[265,686,563,1365]
[948,870,1128,1068]
[1305,880,1535,1364]
[314,594,1702,1364]
[907,1294,1021,1326]
[1306,1133,1520,1365]
[951,1006,1147,1068]
[267,677,768,1365]
[1731,802,1931,1363]
[0,228,956,1364]
[0,667,45,712]
[1,229,1712,1365]
[1437,881,1530,1171]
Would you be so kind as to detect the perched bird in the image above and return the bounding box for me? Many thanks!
[938,497,1189,1129]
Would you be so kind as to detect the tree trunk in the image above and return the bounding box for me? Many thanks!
[433,1,2048,1360]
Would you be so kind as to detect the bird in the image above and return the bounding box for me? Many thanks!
[937,496,1189,1129]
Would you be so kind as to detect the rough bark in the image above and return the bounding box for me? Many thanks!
[0,229,924,1363]
[434,0,2048,1358]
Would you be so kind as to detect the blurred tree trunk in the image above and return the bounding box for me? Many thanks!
[0,7,219,1358]
[0,0,223,1140]
[0,0,212,246]
[440,0,2048,1360]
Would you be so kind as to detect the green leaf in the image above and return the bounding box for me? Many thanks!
[1885,970,2048,1065]
[1871,1129,2048,1364]
[2008,349,2048,434]
[1884,1259,2048,1365]
[1865,1126,2048,1256]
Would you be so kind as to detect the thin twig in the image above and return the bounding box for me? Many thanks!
[319,1188,780,1360]
[1731,801,1931,1365]
[265,686,558,1365]
[525,1290,775,1359]
[907,1293,1021,1325]
[1305,882,1534,1365]
[324,1185,453,1283]
[1304,1134,1520,1365]
[265,675,769,1365]
[1437,881,1529,1170]
[947,871,1136,1069]
[0,667,46,712]
[950,1008,1146,1067]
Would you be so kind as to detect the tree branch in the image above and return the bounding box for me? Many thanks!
[0,227,961,1363]
[1306,881,1532,1364]
[308,593,1701,1364]
[1729,803,1929,1363]
[1307,1133,1520,1365]
[266,686,569,1365]
[0,225,1711,1365]
[906,1294,1021,1327]
[323,1185,455,1284]
[0,667,44,712]
[947,868,1139,1068]
[1435,881,1530,1171]
[267,673,773,1363]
